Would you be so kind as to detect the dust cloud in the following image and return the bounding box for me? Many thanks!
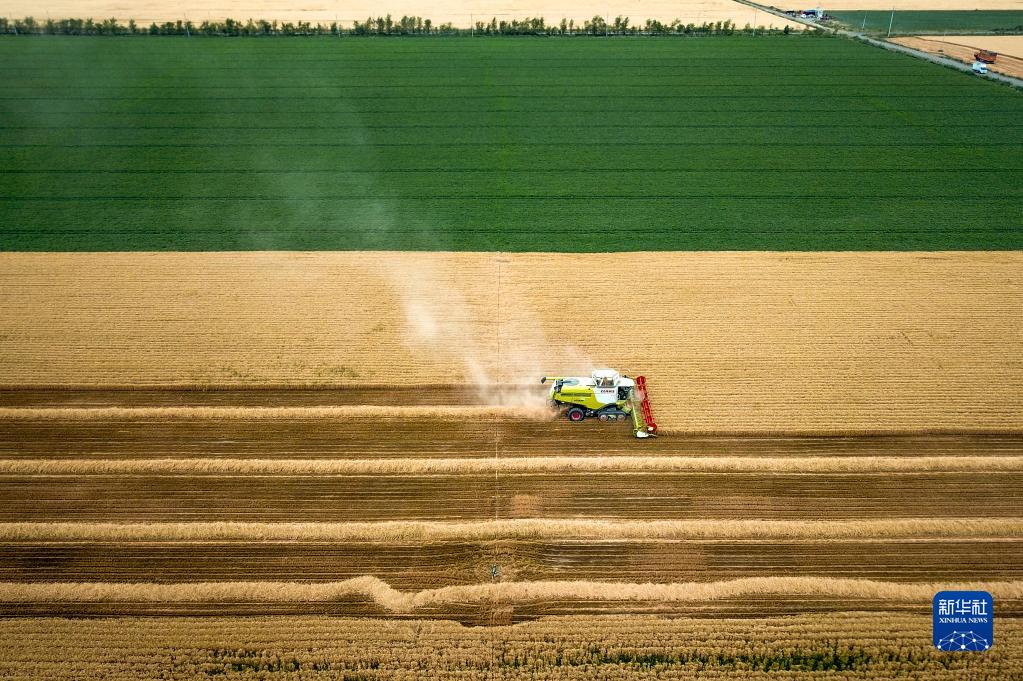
[381,253,598,411]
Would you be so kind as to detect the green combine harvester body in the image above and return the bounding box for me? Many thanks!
[541,370,658,438]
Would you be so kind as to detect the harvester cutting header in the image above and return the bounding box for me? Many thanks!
[541,370,658,438]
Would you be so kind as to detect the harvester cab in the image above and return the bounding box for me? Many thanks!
[541,370,658,438]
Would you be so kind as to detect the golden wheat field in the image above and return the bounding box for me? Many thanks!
[1,250,1021,676]
[2,251,1021,434]
[1,613,1020,679]
[792,0,1023,8]
[926,35,1023,58]
[0,0,802,28]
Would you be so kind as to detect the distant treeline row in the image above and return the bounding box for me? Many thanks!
[0,16,806,37]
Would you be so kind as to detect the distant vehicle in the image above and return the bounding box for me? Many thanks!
[799,8,823,19]
[974,49,998,64]
[972,61,989,75]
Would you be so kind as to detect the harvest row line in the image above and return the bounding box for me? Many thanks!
[4,519,1021,541]
[1,576,1020,612]
[5,455,1021,474]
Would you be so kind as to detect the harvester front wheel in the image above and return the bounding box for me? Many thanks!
[566,407,586,422]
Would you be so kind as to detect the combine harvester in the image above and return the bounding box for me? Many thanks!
[541,369,658,438]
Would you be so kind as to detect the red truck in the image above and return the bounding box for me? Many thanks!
[974,49,998,64]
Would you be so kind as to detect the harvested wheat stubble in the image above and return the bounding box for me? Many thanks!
[3,518,1020,541]
[6,537,1018,586]
[7,470,1023,521]
[2,416,1020,459]
[0,413,505,458]
[1,576,1022,612]
[2,252,1020,435]
[0,613,1018,680]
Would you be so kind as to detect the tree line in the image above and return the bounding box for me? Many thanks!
[0,15,804,37]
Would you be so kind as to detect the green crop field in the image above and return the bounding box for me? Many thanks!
[0,36,1021,251]
[828,10,1023,35]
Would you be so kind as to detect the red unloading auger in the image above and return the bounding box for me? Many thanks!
[633,375,658,436]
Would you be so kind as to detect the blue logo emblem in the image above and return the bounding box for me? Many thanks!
[933,591,993,651]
